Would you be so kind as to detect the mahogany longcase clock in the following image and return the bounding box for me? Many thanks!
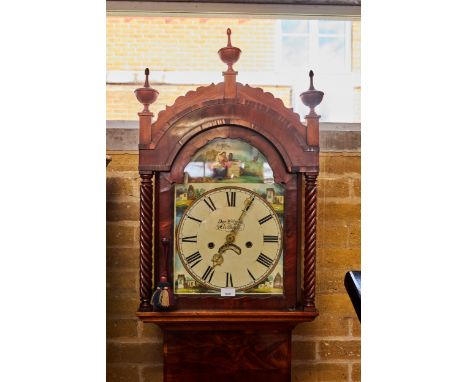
[134,29,324,382]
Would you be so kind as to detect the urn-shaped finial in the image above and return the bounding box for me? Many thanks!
[300,70,324,118]
[218,28,241,72]
[135,68,159,113]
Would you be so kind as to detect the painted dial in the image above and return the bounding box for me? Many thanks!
[176,186,283,291]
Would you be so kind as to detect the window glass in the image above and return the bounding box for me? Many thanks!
[281,19,309,34]
[281,35,309,67]
[318,20,346,35]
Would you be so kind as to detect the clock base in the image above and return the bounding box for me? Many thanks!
[164,327,291,382]
[137,311,318,382]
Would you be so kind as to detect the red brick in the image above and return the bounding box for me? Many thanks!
[292,363,348,382]
[318,340,360,360]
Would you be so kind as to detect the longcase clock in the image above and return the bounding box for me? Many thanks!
[134,29,324,382]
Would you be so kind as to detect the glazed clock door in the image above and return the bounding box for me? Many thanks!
[173,138,286,296]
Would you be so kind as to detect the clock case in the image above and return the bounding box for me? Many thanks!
[134,30,324,381]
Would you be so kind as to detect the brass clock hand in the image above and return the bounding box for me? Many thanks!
[219,242,242,255]
[211,242,242,271]
[211,253,224,268]
[226,195,255,244]
[211,246,226,268]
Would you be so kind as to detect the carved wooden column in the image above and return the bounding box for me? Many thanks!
[303,172,318,312]
[139,172,154,311]
[300,70,323,312]
[135,69,158,312]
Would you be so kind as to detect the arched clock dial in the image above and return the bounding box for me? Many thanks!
[176,186,283,291]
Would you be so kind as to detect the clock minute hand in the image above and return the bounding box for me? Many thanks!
[226,195,255,243]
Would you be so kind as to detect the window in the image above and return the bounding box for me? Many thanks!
[278,19,358,122]
[279,20,351,74]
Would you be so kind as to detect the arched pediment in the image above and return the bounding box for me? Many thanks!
[138,82,319,173]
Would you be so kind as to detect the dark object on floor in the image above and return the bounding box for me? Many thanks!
[344,271,361,321]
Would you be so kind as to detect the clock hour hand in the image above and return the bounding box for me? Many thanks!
[219,242,242,255]
[211,252,224,268]
[211,246,227,268]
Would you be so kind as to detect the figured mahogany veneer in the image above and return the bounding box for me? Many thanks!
[163,328,291,382]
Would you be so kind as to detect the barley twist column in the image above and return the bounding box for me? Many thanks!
[304,172,318,312]
[139,173,153,312]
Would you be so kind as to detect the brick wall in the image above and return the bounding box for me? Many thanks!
[106,152,361,382]
[107,17,276,72]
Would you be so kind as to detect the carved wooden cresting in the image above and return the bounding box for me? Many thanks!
[134,29,324,381]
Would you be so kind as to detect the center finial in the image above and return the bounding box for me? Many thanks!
[218,28,241,73]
